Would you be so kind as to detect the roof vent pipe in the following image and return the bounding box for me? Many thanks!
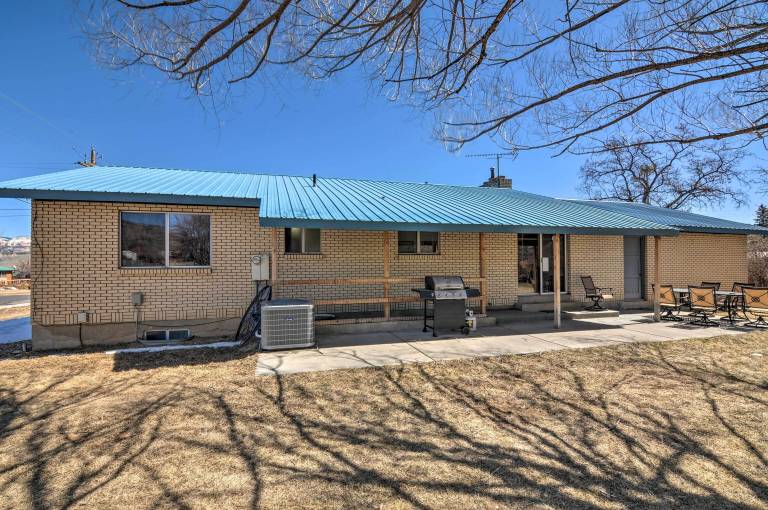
[312,174,317,187]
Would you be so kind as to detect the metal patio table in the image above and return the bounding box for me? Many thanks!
[716,291,742,324]
[670,288,741,324]
[672,288,691,308]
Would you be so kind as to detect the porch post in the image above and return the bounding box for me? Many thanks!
[653,235,661,322]
[553,233,561,329]
[383,231,391,320]
[479,232,487,315]
[271,228,278,294]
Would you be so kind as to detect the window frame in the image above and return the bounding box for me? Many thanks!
[284,227,322,254]
[397,231,441,255]
[516,233,568,295]
[119,211,212,269]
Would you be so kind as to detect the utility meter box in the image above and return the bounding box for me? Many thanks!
[251,253,271,281]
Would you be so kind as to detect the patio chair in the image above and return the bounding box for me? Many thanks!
[731,282,749,313]
[701,281,721,291]
[687,285,720,326]
[652,284,683,321]
[741,286,768,328]
[580,276,614,310]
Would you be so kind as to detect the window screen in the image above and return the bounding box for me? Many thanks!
[398,232,418,253]
[304,228,321,253]
[398,231,439,254]
[419,232,439,253]
[285,228,321,253]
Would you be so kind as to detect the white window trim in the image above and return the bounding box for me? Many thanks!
[398,231,440,255]
[120,211,212,268]
[285,228,321,254]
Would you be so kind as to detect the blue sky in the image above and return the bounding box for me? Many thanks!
[0,2,764,237]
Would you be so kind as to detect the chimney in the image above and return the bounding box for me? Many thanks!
[481,167,512,188]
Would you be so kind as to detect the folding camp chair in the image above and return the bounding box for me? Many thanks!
[687,285,720,326]
[580,276,614,310]
[741,286,768,328]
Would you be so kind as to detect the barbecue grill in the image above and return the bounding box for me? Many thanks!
[412,276,481,336]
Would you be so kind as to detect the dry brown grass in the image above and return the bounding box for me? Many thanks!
[1,333,767,509]
[0,305,29,321]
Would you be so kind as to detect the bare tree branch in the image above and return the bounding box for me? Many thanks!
[84,0,768,154]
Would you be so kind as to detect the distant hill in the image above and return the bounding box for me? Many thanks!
[0,236,30,255]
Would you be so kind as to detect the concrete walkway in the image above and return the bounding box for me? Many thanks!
[255,313,750,376]
[0,290,29,307]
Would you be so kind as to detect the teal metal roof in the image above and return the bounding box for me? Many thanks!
[569,200,768,235]
[0,166,267,207]
[0,266,15,273]
[3,165,761,236]
[0,166,678,235]
[256,175,676,235]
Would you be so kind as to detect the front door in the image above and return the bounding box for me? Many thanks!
[624,236,644,300]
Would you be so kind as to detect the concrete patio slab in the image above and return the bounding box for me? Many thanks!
[318,332,403,348]
[321,342,433,366]
[528,331,623,349]
[254,313,753,376]
[256,348,368,375]
[436,334,566,357]
[405,338,478,361]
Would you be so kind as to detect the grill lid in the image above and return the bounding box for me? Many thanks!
[425,276,466,291]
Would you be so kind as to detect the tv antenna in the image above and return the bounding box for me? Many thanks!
[465,150,518,175]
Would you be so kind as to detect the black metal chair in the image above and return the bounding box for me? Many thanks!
[580,276,614,310]
[688,285,720,326]
[701,281,721,291]
[741,286,768,328]
[652,284,683,321]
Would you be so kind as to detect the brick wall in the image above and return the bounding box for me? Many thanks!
[568,235,625,302]
[31,201,267,327]
[643,233,748,299]
[31,200,750,347]
[31,202,508,335]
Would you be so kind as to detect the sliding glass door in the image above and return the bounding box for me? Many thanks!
[517,234,539,294]
[518,234,567,294]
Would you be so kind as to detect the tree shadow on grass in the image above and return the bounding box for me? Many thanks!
[0,337,766,508]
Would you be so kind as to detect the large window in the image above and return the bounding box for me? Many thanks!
[121,212,211,267]
[398,231,439,254]
[285,228,321,253]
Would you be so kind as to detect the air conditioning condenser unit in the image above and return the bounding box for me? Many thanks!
[260,299,315,350]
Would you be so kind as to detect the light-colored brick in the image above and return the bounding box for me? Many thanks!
[30,200,749,347]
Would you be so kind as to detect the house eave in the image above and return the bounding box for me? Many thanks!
[0,189,261,208]
[259,216,679,236]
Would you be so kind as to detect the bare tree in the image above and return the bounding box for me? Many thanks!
[580,135,748,209]
[85,0,768,155]
[748,235,768,285]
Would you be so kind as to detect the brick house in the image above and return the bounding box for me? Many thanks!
[0,266,14,284]
[0,166,765,350]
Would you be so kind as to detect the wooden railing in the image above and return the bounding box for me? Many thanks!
[1,278,30,289]
[269,228,490,321]
[274,276,487,314]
